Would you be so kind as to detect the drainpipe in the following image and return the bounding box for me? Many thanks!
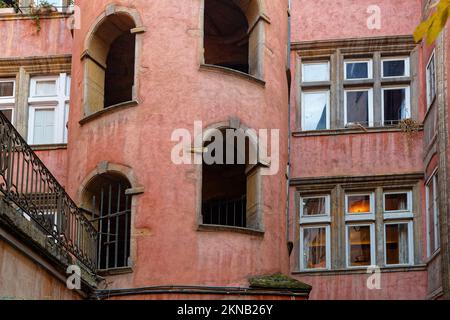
[285,0,293,252]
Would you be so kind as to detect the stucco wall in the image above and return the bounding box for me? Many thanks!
[291,0,422,42]
[0,238,80,300]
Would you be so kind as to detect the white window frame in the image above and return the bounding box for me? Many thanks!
[300,224,331,271]
[381,57,410,78]
[300,195,331,224]
[381,86,411,126]
[383,190,413,219]
[301,61,330,83]
[346,223,376,268]
[383,221,414,266]
[301,90,330,131]
[0,79,15,100]
[426,169,440,257]
[345,192,375,221]
[344,59,373,80]
[28,73,70,145]
[344,88,374,127]
[0,107,15,123]
[426,51,436,108]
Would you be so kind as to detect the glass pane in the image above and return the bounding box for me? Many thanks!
[303,92,328,130]
[348,225,372,266]
[385,193,408,211]
[348,195,371,214]
[303,62,329,82]
[0,81,14,97]
[302,197,326,216]
[34,80,57,97]
[33,109,55,144]
[303,227,327,269]
[384,88,409,125]
[65,75,71,97]
[0,109,13,122]
[427,56,436,104]
[383,60,406,77]
[346,91,369,125]
[427,181,436,253]
[346,62,369,79]
[386,224,409,265]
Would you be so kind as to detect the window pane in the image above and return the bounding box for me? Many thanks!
[383,60,406,77]
[385,193,408,211]
[346,62,369,79]
[302,62,329,82]
[0,109,13,122]
[33,109,55,144]
[384,88,409,125]
[303,227,327,269]
[348,195,371,214]
[65,75,71,97]
[302,197,326,216]
[303,92,328,130]
[346,91,369,125]
[427,181,436,253]
[385,224,409,265]
[427,55,436,106]
[0,81,14,97]
[348,225,372,266]
[35,80,57,97]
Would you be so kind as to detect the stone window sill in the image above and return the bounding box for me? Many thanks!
[199,64,265,87]
[293,125,424,137]
[292,264,427,276]
[198,224,265,237]
[31,143,67,151]
[97,266,133,276]
[79,100,138,125]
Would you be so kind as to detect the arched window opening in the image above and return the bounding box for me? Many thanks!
[82,173,132,270]
[204,0,250,74]
[84,12,136,115]
[202,128,261,229]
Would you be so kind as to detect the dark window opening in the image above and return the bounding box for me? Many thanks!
[204,0,249,74]
[104,32,136,108]
[202,130,250,228]
[83,173,132,270]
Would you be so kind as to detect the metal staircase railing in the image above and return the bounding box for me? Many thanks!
[0,111,98,273]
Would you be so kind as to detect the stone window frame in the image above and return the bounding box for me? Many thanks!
[196,118,268,236]
[80,4,145,123]
[0,55,72,150]
[198,0,270,82]
[293,174,424,274]
[294,36,419,135]
[76,161,144,275]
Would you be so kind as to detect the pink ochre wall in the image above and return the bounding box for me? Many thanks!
[65,0,290,289]
[291,0,422,42]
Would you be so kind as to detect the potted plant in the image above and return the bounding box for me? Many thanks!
[0,0,16,14]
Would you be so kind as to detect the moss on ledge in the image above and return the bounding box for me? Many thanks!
[249,274,312,292]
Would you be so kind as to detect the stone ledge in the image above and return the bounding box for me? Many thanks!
[79,100,138,125]
[199,64,266,86]
[197,224,264,237]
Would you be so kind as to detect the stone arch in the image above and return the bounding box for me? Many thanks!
[202,0,270,79]
[81,4,145,117]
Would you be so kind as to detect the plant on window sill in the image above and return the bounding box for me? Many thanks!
[29,0,58,33]
[398,118,421,140]
[0,0,18,13]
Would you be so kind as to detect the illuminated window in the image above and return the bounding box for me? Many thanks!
[346,224,375,267]
[384,222,413,265]
[300,226,330,270]
[345,193,374,221]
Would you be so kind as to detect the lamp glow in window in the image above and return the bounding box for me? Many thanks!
[385,223,412,265]
[347,225,373,267]
[347,194,372,214]
[301,226,328,270]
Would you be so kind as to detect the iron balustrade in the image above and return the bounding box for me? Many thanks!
[202,195,247,228]
[0,112,98,273]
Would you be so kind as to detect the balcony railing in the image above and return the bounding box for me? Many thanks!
[0,112,98,273]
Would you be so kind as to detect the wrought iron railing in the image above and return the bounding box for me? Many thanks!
[0,112,98,273]
[202,195,247,228]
